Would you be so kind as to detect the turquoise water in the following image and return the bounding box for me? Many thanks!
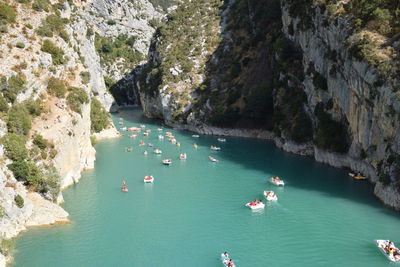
[12,108,400,266]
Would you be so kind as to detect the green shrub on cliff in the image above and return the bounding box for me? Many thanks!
[0,239,15,257]
[67,87,89,115]
[33,134,49,150]
[2,134,28,161]
[14,194,24,208]
[0,3,16,24]
[95,34,143,72]
[7,104,32,136]
[47,77,66,98]
[90,98,110,133]
[32,0,51,12]
[24,98,43,117]
[41,40,66,65]
[0,95,8,112]
[8,160,41,187]
[80,71,91,84]
[0,74,27,103]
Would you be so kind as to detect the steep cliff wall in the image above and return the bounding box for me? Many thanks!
[280,1,400,208]
[138,0,400,209]
[0,0,116,263]
[77,0,163,106]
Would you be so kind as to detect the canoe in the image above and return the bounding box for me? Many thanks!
[220,253,236,267]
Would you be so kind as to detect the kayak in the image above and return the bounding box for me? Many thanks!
[220,253,236,267]
[144,176,154,183]
[270,177,284,186]
[264,191,278,201]
[245,202,265,209]
[375,240,400,262]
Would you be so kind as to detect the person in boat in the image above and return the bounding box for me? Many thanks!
[227,259,234,267]
[223,252,229,259]
[122,180,126,186]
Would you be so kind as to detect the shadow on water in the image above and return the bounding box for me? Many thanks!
[115,108,400,221]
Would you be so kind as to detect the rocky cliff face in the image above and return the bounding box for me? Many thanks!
[76,0,163,107]
[280,2,400,209]
[138,0,400,209]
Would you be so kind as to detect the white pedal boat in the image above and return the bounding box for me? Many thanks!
[264,191,278,201]
[144,175,154,183]
[210,146,221,151]
[375,240,400,262]
[120,127,127,131]
[158,135,164,140]
[192,134,200,138]
[127,127,141,132]
[270,177,284,186]
[153,149,162,154]
[179,153,187,160]
[245,201,265,209]
[208,156,219,162]
[162,159,172,165]
[217,138,226,142]
[220,253,236,267]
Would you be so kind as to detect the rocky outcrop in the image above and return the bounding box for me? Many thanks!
[25,192,69,227]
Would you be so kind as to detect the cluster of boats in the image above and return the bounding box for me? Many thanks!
[119,120,227,191]
[245,177,284,210]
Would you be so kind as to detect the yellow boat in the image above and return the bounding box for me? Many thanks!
[349,172,366,180]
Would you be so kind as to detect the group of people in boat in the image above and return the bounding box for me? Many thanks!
[384,241,400,260]
[248,199,262,206]
[264,191,276,198]
[271,176,282,183]
[221,252,235,267]
[121,180,128,192]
